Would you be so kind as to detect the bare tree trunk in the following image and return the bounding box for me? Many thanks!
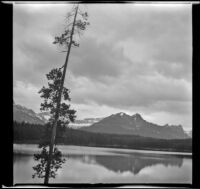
[44,4,79,184]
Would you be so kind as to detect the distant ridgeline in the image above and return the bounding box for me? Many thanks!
[13,103,191,139]
[13,121,192,153]
[80,112,190,140]
[13,103,102,128]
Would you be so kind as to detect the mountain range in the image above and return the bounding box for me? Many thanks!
[13,103,102,128]
[80,112,189,139]
[13,103,191,139]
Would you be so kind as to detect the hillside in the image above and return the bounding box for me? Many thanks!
[13,103,45,125]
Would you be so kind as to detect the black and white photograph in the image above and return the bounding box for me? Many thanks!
[11,1,196,186]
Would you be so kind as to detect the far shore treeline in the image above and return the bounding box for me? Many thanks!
[13,121,192,153]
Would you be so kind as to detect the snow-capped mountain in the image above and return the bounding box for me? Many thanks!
[80,112,189,139]
[69,117,103,128]
[33,111,103,128]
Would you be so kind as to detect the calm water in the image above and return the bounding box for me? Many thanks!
[13,144,192,184]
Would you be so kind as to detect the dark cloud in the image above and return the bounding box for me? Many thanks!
[87,4,192,81]
[68,37,129,81]
[69,73,191,112]
[14,38,65,87]
[13,6,66,87]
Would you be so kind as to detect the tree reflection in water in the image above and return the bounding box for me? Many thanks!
[14,149,192,184]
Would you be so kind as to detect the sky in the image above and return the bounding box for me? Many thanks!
[13,3,192,131]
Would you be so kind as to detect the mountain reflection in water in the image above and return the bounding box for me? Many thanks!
[14,145,191,184]
[68,153,183,175]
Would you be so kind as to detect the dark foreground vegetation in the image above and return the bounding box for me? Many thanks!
[13,121,192,153]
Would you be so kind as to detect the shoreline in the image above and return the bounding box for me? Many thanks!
[13,143,192,157]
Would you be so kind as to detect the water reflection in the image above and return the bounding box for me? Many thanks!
[14,147,191,184]
[68,153,183,175]
[13,154,32,164]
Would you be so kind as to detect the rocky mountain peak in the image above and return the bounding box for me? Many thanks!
[132,113,143,121]
[117,112,127,117]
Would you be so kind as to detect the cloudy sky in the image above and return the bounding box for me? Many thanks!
[13,3,192,131]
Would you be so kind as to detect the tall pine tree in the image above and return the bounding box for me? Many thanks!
[32,4,89,184]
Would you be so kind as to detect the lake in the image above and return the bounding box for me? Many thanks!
[13,144,192,184]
